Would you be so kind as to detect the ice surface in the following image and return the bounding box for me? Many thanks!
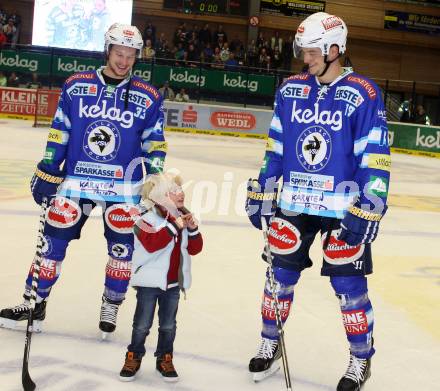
[0,119,439,390]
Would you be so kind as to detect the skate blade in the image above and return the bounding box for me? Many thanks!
[0,318,43,333]
[101,331,111,340]
[252,362,280,382]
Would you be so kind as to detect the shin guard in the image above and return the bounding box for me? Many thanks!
[331,276,375,359]
[25,235,68,301]
[261,267,300,339]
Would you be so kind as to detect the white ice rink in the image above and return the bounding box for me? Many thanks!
[0,119,439,390]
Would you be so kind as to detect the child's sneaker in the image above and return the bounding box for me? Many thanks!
[156,353,179,382]
[119,351,142,382]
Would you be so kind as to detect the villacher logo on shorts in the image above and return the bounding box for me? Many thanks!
[322,230,364,265]
[83,120,121,162]
[47,197,82,228]
[105,204,140,234]
[268,217,301,255]
[296,125,332,172]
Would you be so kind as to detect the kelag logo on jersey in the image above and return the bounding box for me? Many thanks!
[66,83,98,98]
[280,83,311,99]
[296,126,332,172]
[291,101,342,131]
[78,98,134,128]
[83,120,121,162]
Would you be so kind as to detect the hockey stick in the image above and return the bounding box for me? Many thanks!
[261,218,293,391]
[22,197,49,391]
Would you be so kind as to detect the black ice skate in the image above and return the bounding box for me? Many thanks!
[0,299,46,333]
[99,295,120,339]
[249,338,281,382]
[337,354,371,391]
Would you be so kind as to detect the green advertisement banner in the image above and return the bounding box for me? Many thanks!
[389,122,440,156]
[52,55,102,77]
[0,50,50,74]
[0,50,276,96]
[152,66,276,95]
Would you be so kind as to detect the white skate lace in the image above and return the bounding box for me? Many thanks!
[255,338,278,360]
[100,300,119,325]
[11,303,30,314]
[344,354,367,383]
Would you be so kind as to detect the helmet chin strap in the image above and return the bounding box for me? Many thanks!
[317,53,340,78]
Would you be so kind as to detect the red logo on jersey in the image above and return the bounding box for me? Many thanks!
[268,218,301,255]
[106,258,132,280]
[66,72,95,85]
[347,76,377,99]
[47,197,81,228]
[105,204,140,234]
[287,73,310,81]
[323,231,364,265]
[30,258,58,280]
[342,309,369,335]
[132,80,160,99]
[262,293,292,321]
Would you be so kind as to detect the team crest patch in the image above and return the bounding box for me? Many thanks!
[83,120,121,162]
[110,243,132,258]
[296,125,332,172]
[268,217,301,255]
[41,235,53,256]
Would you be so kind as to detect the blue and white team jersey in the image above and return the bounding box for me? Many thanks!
[42,67,166,204]
[259,68,390,219]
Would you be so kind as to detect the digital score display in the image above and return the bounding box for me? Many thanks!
[164,0,248,16]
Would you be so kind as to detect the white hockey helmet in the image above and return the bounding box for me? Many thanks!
[104,23,143,58]
[294,12,347,58]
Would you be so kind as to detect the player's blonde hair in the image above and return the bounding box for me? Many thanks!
[141,172,183,209]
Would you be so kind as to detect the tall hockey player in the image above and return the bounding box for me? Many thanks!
[246,12,390,391]
[0,24,167,337]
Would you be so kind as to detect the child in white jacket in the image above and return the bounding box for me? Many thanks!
[119,172,203,383]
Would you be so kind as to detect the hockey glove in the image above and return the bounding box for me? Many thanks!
[245,178,278,230]
[338,203,388,246]
[30,161,64,205]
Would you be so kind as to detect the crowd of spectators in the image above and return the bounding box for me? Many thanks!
[141,21,294,72]
[0,8,21,48]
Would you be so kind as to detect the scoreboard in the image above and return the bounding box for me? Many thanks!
[163,0,249,16]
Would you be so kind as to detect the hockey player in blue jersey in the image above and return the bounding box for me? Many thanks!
[246,12,390,391]
[0,23,167,337]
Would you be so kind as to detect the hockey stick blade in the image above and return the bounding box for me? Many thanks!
[22,326,36,391]
[22,198,49,391]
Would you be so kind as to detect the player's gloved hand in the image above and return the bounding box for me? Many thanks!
[245,178,278,230]
[30,161,64,205]
[338,203,388,246]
